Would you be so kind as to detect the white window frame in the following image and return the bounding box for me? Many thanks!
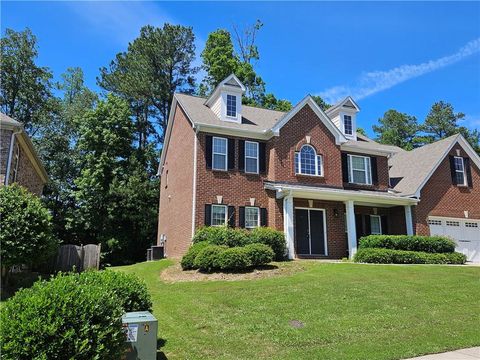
[244,141,259,174]
[348,154,372,185]
[295,145,323,177]
[370,215,382,235]
[245,206,260,229]
[211,204,228,227]
[454,156,467,186]
[212,136,228,171]
[343,115,353,135]
[226,94,237,118]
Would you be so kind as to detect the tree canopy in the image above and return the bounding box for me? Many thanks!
[373,109,419,150]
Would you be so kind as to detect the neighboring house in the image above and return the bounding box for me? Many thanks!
[157,74,480,262]
[1,113,48,195]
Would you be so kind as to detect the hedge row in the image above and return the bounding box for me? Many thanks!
[359,235,456,253]
[182,243,274,272]
[192,226,286,261]
[354,248,466,265]
[0,270,152,359]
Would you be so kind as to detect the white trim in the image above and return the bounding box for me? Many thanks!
[191,128,199,238]
[226,94,237,118]
[283,195,295,259]
[204,74,246,108]
[325,96,361,115]
[265,182,419,206]
[404,205,414,235]
[245,206,260,229]
[413,134,480,197]
[212,136,228,171]
[211,204,228,226]
[294,207,328,256]
[5,129,21,185]
[370,214,382,235]
[244,141,259,174]
[345,200,357,259]
[271,96,348,145]
[348,154,372,185]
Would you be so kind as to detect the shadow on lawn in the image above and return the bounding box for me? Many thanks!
[198,264,280,274]
[156,338,168,360]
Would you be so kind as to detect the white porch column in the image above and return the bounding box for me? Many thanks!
[345,200,357,259]
[283,195,295,259]
[404,205,414,235]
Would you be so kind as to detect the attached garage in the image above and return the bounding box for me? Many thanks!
[428,217,480,263]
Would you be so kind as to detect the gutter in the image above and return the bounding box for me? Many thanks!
[4,127,22,185]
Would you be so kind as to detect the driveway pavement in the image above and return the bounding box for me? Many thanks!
[404,347,480,360]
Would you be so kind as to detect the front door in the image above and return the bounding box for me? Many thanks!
[295,208,326,256]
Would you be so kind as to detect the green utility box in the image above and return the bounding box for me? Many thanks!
[122,311,158,360]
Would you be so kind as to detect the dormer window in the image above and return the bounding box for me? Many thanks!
[227,94,237,117]
[344,115,353,135]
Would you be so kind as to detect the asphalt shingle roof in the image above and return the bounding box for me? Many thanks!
[388,134,460,196]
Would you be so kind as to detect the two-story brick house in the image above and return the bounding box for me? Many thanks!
[1,113,48,195]
[157,75,480,262]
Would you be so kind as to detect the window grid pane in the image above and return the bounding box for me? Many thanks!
[344,115,353,135]
[245,207,259,228]
[227,95,236,117]
[350,155,371,184]
[370,216,381,234]
[213,138,227,170]
[454,157,465,185]
[245,142,259,173]
[211,205,226,226]
[299,146,316,175]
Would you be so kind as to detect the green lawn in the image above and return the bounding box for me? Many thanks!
[113,260,480,360]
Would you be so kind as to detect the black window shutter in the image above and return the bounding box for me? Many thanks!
[465,158,473,187]
[260,208,268,227]
[342,153,349,183]
[239,206,245,228]
[238,140,245,171]
[205,135,213,169]
[365,215,371,235]
[204,204,212,226]
[449,156,457,184]
[371,157,378,185]
[259,142,266,173]
[381,216,388,235]
[228,206,235,227]
[228,138,235,170]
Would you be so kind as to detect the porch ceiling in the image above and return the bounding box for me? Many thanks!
[264,181,419,206]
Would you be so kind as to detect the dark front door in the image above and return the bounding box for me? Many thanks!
[295,208,326,256]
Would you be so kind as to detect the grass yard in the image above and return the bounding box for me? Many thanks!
[113,260,480,360]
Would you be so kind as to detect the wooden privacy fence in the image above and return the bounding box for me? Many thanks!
[55,244,101,272]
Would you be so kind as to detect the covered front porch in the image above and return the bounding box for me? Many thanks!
[265,182,419,259]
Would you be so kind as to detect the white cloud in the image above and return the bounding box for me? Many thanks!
[318,38,480,104]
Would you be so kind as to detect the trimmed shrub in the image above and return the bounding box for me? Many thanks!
[244,243,275,267]
[192,226,250,247]
[359,235,456,253]
[217,247,251,271]
[181,242,211,270]
[0,273,125,360]
[354,248,466,264]
[250,227,286,260]
[193,245,227,272]
[78,270,152,312]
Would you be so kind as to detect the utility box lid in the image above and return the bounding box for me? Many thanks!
[122,311,157,323]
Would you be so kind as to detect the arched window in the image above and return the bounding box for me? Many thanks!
[295,145,323,176]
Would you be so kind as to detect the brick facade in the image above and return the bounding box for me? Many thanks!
[414,142,480,236]
[157,105,196,258]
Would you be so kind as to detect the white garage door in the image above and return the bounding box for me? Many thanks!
[428,217,480,263]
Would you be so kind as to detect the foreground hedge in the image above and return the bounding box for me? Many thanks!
[185,243,275,272]
[0,270,152,359]
[192,226,286,260]
[354,248,466,264]
[359,235,456,253]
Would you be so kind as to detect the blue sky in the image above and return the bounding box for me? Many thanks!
[2,1,480,136]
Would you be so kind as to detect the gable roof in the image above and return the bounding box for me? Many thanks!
[271,95,347,145]
[0,113,48,183]
[204,74,246,107]
[389,134,480,197]
[325,96,360,114]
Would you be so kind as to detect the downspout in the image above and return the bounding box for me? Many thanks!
[5,127,22,185]
[191,127,199,239]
